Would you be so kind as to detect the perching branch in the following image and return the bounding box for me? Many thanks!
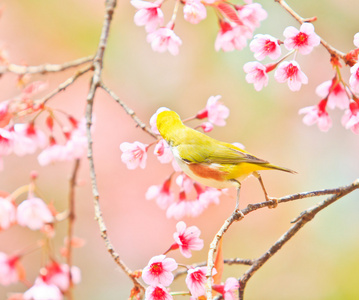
[205,178,359,300]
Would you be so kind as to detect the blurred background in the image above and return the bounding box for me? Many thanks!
[0,0,358,299]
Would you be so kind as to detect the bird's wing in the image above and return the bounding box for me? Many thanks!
[177,142,268,165]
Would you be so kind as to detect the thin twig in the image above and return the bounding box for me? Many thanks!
[275,0,348,63]
[204,179,359,300]
[0,55,93,75]
[66,159,81,300]
[100,83,157,139]
[84,0,145,293]
[38,65,93,106]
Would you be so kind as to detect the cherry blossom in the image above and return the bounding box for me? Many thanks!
[0,253,20,285]
[349,62,359,94]
[142,254,178,286]
[354,32,359,48]
[243,61,269,91]
[196,95,230,126]
[23,278,63,300]
[299,100,332,132]
[283,22,320,55]
[175,174,193,194]
[16,197,54,230]
[145,284,173,300]
[315,78,349,110]
[0,128,13,156]
[21,81,48,99]
[186,266,216,297]
[183,0,207,24]
[215,21,251,52]
[200,121,214,132]
[166,190,203,219]
[173,221,204,258]
[131,0,164,32]
[274,60,308,91]
[147,26,182,55]
[195,184,221,208]
[0,100,12,127]
[342,101,359,134]
[213,277,239,300]
[120,141,148,170]
[12,123,47,156]
[146,177,175,209]
[238,2,267,30]
[42,262,81,292]
[154,139,173,164]
[150,107,170,135]
[249,34,281,61]
[0,197,16,230]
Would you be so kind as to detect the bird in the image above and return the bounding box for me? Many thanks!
[156,110,296,211]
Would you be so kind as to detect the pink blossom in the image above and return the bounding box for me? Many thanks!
[299,100,332,132]
[42,262,81,292]
[131,0,164,32]
[16,197,54,230]
[154,139,173,164]
[215,22,251,52]
[349,63,359,94]
[195,184,221,208]
[142,254,178,286]
[147,26,182,55]
[145,284,173,300]
[238,3,267,30]
[342,101,359,134]
[315,79,349,110]
[23,278,63,300]
[0,100,12,127]
[183,0,207,24]
[200,121,214,132]
[274,60,308,91]
[186,266,216,297]
[166,190,204,219]
[213,277,239,300]
[0,128,13,156]
[354,32,359,48]
[249,34,281,61]
[21,81,48,99]
[173,221,204,258]
[120,141,148,170]
[283,22,320,55]
[0,253,20,285]
[150,107,170,135]
[12,123,47,156]
[196,95,230,126]
[176,174,193,194]
[0,197,16,230]
[146,177,174,209]
[243,61,269,91]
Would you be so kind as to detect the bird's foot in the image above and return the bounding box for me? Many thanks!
[234,209,245,220]
[266,197,278,209]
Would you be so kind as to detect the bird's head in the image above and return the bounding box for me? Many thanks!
[156,110,183,142]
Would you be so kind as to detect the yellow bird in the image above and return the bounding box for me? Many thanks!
[156,110,296,210]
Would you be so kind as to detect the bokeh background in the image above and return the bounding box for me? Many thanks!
[0,0,358,299]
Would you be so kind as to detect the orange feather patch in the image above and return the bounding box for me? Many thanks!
[188,163,227,181]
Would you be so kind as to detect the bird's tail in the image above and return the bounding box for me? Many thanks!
[264,163,297,174]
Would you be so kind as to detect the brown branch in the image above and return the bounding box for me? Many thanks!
[65,159,81,300]
[275,0,348,63]
[0,55,93,75]
[100,83,158,139]
[84,0,145,294]
[204,179,359,300]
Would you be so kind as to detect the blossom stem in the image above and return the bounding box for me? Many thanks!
[170,0,181,25]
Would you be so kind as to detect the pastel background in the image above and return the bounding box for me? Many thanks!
[0,0,358,299]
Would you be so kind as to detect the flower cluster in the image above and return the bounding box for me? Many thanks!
[140,221,238,299]
[131,0,267,55]
[0,179,83,299]
[120,95,232,219]
[0,81,88,170]
[245,22,359,133]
